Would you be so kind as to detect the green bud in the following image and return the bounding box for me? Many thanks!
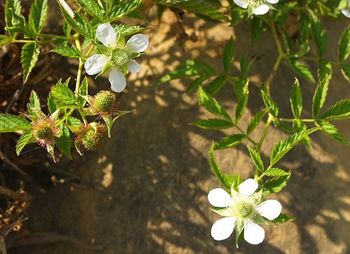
[76,124,105,151]
[92,91,117,115]
[112,48,129,66]
[32,118,57,146]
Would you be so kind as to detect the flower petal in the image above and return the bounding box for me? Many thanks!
[233,0,248,8]
[266,0,279,4]
[211,217,236,241]
[96,23,117,47]
[244,220,265,245]
[342,8,350,18]
[208,188,233,207]
[238,178,258,196]
[109,68,126,93]
[84,54,109,75]
[253,4,270,15]
[128,60,142,73]
[257,200,282,220]
[126,34,149,53]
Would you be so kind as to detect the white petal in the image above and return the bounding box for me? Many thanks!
[266,0,279,4]
[109,68,126,93]
[128,60,142,73]
[96,23,117,47]
[253,4,270,15]
[238,178,258,196]
[84,54,109,75]
[211,217,236,241]
[208,188,233,208]
[257,200,282,220]
[341,9,350,18]
[244,220,265,245]
[233,0,248,8]
[126,34,149,53]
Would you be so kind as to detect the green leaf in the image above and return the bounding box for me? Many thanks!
[290,78,303,119]
[198,87,231,120]
[271,214,295,224]
[16,130,34,155]
[250,17,265,43]
[192,119,234,130]
[52,45,81,58]
[270,130,307,167]
[115,24,145,36]
[247,146,264,172]
[290,59,315,83]
[187,77,203,93]
[78,77,89,106]
[214,134,245,150]
[223,38,234,74]
[56,125,72,159]
[261,90,279,117]
[209,144,231,189]
[5,0,25,34]
[77,0,104,19]
[246,110,266,135]
[340,62,350,83]
[235,79,249,122]
[21,42,40,83]
[28,0,48,35]
[319,121,349,145]
[0,35,13,46]
[0,114,31,133]
[322,99,350,120]
[156,0,229,22]
[263,174,291,194]
[27,90,43,120]
[339,25,350,62]
[59,6,93,37]
[311,15,327,56]
[50,82,77,108]
[106,0,142,21]
[205,75,226,95]
[264,167,290,176]
[313,61,332,117]
[47,94,57,114]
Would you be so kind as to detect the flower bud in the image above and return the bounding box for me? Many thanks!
[75,124,105,151]
[32,118,58,146]
[91,91,117,115]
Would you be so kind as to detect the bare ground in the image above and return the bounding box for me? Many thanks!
[7,8,350,254]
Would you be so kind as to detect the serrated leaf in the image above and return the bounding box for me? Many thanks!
[192,119,234,130]
[339,25,350,62]
[47,94,57,114]
[209,144,231,189]
[313,61,332,117]
[263,174,291,194]
[319,121,349,145]
[28,0,48,35]
[271,214,295,224]
[214,134,245,150]
[27,90,43,120]
[250,17,264,43]
[246,110,266,135]
[187,77,203,93]
[198,87,231,120]
[21,42,40,83]
[205,75,226,95]
[311,15,327,56]
[235,79,249,122]
[16,130,34,155]
[290,59,315,83]
[106,0,142,21]
[270,130,307,166]
[115,24,145,36]
[340,62,350,83]
[0,35,13,46]
[52,45,81,58]
[50,82,77,108]
[322,99,350,120]
[77,0,104,19]
[0,114,31,133]
[5,0,25,34]
[247,146,264,172]
[59,6,93,37]
[261,90,279,117]
[264,167,290,176]
[223,38,234,74]
[56,125,72,159]
[291,78,303,119]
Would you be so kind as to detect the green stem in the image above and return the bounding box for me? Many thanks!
[75,38,83,94]
[256,113,274,151]
[278,118,315,123]
[11,39,34,43]
[234,123,258,146]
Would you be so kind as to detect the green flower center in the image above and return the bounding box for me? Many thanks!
[234,201,254,218]
[112,48,130,66]
[247,0,265,7]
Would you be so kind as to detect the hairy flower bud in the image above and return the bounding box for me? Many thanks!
[32,118,58,146]
[91,91,117,115]
[75,124,105,151]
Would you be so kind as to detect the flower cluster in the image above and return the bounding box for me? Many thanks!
[233,0,279,15]
[208,178,282,245]
[84,23,149,93]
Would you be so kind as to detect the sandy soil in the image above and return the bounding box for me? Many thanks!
[7,6,350,254]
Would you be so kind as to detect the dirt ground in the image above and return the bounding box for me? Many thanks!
[6,6,350,254]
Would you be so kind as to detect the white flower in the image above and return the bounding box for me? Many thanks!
[233,0,279,15]
[84,23,149,93]
[341,0,350,18]
[208,178,282,245]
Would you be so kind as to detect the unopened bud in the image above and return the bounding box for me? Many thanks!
[91,91,117,115]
